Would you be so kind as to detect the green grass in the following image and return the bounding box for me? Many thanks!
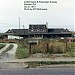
[66,42,75,57]
[66,48,75,57]
[16,44,29,59]
[3,44,13,52]
[28,61,75,68]
[0,44,6,49]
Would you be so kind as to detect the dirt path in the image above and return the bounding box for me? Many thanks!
[0,43,10,54]
[7,44,18,54]
[7,44,18,59]
[0,43,18,60]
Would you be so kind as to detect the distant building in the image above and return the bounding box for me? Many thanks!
[4,23,72,39]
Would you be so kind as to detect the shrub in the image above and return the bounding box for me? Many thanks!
[48,42,64,54]
[32,40,65,54]
[32,41,47,54]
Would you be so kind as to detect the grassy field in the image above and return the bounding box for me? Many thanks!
[0,44,6,49]
[66,49,75,57]
[15,39,75,58]
[16,43,29,59]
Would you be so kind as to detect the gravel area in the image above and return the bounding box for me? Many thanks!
[29,53,51,58]
[0,62,28,69]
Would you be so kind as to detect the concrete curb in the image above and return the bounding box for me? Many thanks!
[38,64,75,68]
[0,57,75,63]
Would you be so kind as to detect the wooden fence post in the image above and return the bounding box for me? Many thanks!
[29,43,31,55]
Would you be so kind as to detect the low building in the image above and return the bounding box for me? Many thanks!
[4,23,72,39]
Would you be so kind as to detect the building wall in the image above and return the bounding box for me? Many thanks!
[29,25,48,33]
[8,35,23,39]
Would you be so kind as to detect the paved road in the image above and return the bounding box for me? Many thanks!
[0,68,74,75]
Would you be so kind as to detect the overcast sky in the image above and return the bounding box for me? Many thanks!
[0,0,74,33]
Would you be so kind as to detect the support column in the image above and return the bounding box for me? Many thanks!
[28,35,30,38]
[34,34,35,38]
[42,34,43,38]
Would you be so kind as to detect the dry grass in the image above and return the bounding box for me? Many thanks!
[32,40,65,54]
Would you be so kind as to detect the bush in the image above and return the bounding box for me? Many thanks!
[32,41,47,54]
[32,40,65,54]
[48,42,64,54]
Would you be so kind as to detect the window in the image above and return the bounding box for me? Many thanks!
[43,29,45,31]
[37,29,39,31]
[31,30,33,32]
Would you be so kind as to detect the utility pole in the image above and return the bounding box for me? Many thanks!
[19,17,20,42]
[19,17,20,29]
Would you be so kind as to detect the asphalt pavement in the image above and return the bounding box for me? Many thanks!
[0,68,75,75]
